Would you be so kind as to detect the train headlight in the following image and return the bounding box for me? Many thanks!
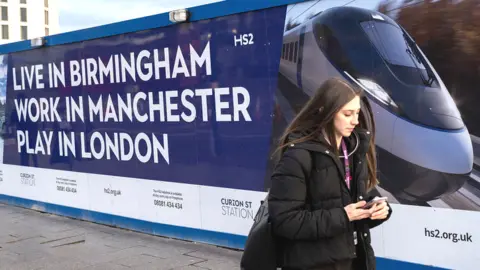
[343,71,398,108]
[357,78,398,108]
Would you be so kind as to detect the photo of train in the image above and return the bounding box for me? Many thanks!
[270,1,478,209]
[0,54,6,164]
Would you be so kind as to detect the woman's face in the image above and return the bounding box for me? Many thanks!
[334,95,361,138]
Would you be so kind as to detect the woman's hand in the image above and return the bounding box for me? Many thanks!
[344,201,372,221]
[370,201,390,220]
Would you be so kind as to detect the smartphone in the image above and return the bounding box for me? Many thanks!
[362,197,388,209]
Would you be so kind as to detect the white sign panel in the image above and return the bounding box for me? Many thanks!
[199,186,265,235]
[381,205,478,270]
[137,178,202,229]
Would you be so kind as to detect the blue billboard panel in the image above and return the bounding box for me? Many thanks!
[3,6,287,192]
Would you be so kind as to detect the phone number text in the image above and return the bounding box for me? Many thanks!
[154,200,183,209]
[57,186,77,193]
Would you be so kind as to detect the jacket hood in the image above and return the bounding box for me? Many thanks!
[286,127,372,158]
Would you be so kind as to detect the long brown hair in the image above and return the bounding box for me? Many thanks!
[274,77,379,190]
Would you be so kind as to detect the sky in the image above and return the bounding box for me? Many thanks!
[59,0,223,33]
[58,0,396,34]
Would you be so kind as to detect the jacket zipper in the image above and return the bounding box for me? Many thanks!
[322,151,352,196]
[317,151,357,256]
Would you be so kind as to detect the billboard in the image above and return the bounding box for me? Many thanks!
[270,1,479,269]
[0,0,478,269]
[0,4,285,237]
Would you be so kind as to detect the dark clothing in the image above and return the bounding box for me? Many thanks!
[282,259,352,270]
[268,128,392,270]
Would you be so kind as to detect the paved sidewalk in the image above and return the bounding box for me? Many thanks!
[0,203,242,270]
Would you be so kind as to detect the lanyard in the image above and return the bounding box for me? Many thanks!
[341,139,351,190]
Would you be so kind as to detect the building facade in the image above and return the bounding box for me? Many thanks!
[0,0,59,44]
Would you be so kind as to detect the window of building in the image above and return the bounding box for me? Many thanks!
[44,10,48,25]
[0,0,7,3]
[2,25,8,39]
[20,0,26,4]
[45,27,49,36]
[21,25,27,40]
[44,0,48,8]
[20,7,26,22]
[1,6,7,21]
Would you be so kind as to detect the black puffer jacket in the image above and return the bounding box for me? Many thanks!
[268,128,392,270]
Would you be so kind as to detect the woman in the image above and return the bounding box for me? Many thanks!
[268,77,392,270]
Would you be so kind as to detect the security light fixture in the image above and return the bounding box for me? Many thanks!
[169,9,190,23]
[31,37,46,47]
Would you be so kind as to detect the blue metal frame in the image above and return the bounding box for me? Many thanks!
[0,0,310,55]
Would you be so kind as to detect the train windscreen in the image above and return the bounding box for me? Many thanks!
[360,20,439,88]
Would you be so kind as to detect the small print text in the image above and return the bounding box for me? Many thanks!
[154,200,183,210]
[57,185,77,193]
[425,228,473,243]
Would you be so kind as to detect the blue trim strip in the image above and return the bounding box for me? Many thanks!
[0,0,310,55]
[0,194,448,269]
[376,258,448,270]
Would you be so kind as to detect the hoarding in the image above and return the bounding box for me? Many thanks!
[1,3,285,237]
[0,0,478,269]
[269,1,478,269]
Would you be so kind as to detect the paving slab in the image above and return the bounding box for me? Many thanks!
[0,203,243,270]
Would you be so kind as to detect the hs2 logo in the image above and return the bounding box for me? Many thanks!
[234,33,254,46]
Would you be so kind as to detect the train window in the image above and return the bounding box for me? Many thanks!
[313,23,355,75]
[360,21,425,70]
[285,43,288,60]
[361,21,438,87]
[284,43,288,60]
[287,42,290,62]
[293,41,298,63]
[285,43,292,61]
[289,42,293,62]
[282,44,285,59]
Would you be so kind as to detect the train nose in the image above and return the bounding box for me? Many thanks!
[386,117,474,201]
[392,118,473,176]
[398,87,464,131]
